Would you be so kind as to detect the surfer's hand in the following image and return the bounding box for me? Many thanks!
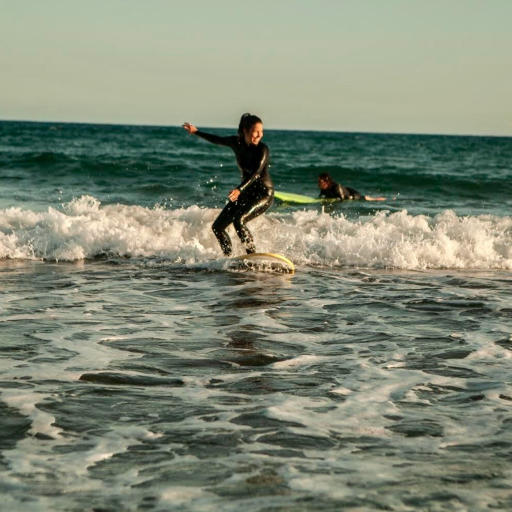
[182,123,197,134]
[228,189,240,202]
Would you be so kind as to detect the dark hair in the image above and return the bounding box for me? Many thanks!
[237,113,262,142]
[318,172,332,182]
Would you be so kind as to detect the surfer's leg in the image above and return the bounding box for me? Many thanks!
[233,193,274,254]
[212,202,237,256]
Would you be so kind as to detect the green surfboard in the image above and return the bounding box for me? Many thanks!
[274,191,336,204]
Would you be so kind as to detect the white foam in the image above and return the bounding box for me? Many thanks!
[157,487,214,510]
[270,355,325,369]
[1,196,511,270]
[2,391,63,440]
[330,386,352,396]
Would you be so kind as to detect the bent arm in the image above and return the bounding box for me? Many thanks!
[238,145,269,193]
[319,184,343,200]
[343,186,363,200]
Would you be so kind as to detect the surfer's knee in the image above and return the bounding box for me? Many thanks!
[212,219,223,236]
[233,216,244,233]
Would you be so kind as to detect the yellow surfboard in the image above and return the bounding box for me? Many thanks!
[230,253,295,273]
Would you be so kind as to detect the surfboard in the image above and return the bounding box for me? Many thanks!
[274,191,336,204]
[230,253,295,273]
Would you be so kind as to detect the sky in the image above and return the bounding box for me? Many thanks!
[1,0,511,136]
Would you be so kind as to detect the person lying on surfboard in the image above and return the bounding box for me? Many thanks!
[318,173,386,202]
[183,114,274,256]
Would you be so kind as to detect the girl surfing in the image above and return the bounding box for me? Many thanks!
[183,113,273,256]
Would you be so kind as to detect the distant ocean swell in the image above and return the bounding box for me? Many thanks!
[0,151,188,175]
[279,165,512,198]
[3,152,511,203]
[1,196,510,269]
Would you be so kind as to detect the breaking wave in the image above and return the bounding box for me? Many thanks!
[1,196,511,269]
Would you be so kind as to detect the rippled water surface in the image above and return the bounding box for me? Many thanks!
[1,122,512,510]
[2,260,512,511]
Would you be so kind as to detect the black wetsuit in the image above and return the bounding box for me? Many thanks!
[320,181,364,201]
[195,131,274,256]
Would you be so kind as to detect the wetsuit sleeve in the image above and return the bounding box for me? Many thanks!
[319,183,343,200]
[237,144,269,193]
[345,186,364,200]
[195,131,237,149]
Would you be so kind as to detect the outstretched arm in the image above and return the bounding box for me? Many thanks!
[364,196,386,201]
[182,122,234,148]
[182,122,198,134]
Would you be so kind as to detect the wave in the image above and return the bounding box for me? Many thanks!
[280,165,512,198]
[0,196,511,270]
[2,151,75,167]
[0,150,191,175]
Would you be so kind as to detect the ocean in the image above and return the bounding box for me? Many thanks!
[1,120,511,511]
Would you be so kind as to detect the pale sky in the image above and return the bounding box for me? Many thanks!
[1,0,511,135]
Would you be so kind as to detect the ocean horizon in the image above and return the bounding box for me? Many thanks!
[3,118,512,138]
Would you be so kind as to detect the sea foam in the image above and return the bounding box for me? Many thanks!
[0,196,511,270]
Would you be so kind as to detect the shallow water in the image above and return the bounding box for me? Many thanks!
[1,121,512,510]
[1,260,512,511]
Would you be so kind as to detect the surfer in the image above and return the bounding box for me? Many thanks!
[183,114,274,256]
[318,173,386,201]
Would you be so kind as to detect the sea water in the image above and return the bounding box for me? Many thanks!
[1,121,511,511]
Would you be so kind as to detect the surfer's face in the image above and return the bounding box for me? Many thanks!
[318,177,331,190]
[244,123,263,146]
